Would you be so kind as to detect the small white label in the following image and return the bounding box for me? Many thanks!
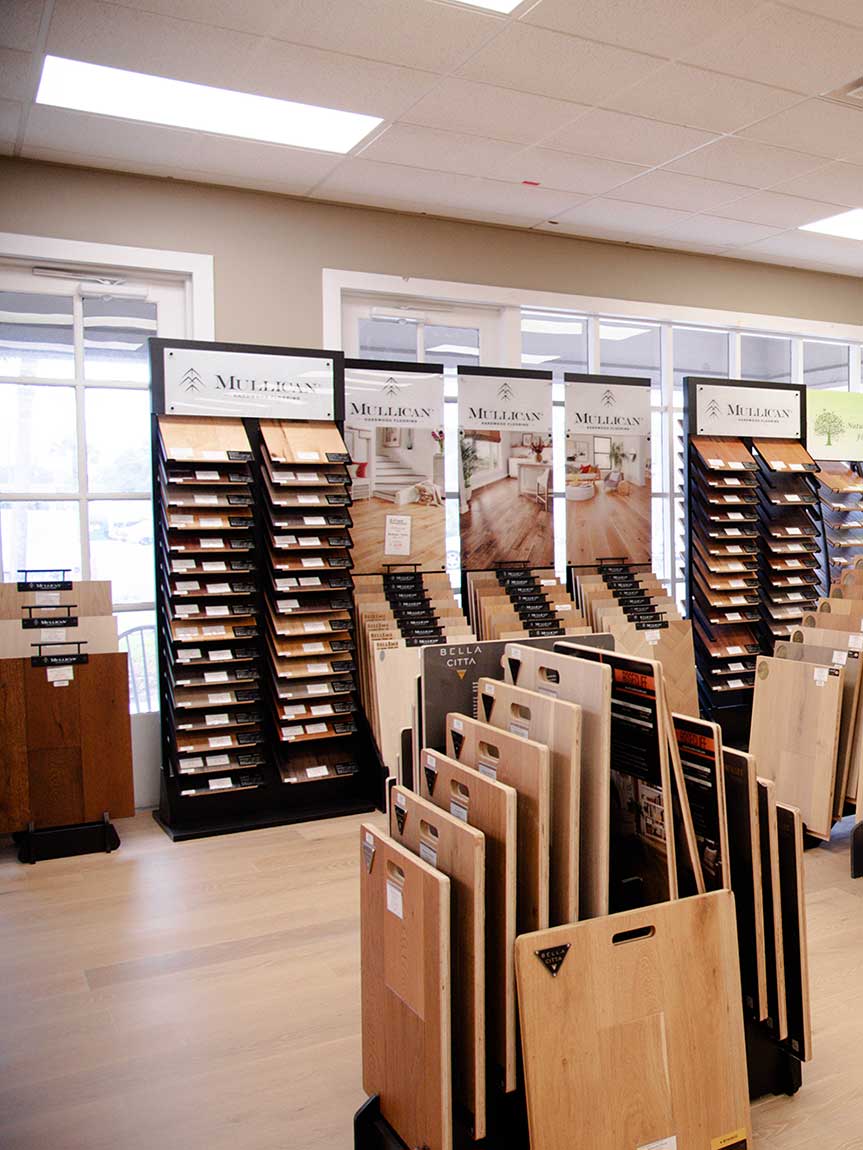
[483,682,495,696]
[172,514,194,526]
[200,538,224,549]
[278,599,301,611]
[276,535,298,547]
[302,557,326,568]
[306,764,329,778]
[177,626,199,638]
[850,634,863,651]
[35,591,61,606]
[46,666,73,683]
[43,627,66,642]
[204,671,230,683]
[282,725,305,740]
[730,596,748,606]
[209,777,233,790]
[202,561,228,572]
[419,841,437,868]
[208,735,233,748]
[644,629,661,645]
[774,460,787,470]
[452,717,464,732]
[172,446,193,458]
[727,529,741,537]
[728,513,744,521]
[175,604,197,616]
[729,580,747,589]
[297,494,319,504]
[305,721,329,735]
[199,516,223,528]
[786,494,801,503]
[708,458,723,467]
[310,703,334,717]
[172,559,195,571]
[203,625,227,636]
[304,516,327,526]
[384,514,412,558]
[833,650,848,666]
[201,450,225,461]
[729,662,746,672]
[726,612,743,622]
[282,704,305,718]
[298,536,322,547]
[304,621,326,633]
[556,603,572,613]
[205,605,230,617]
[195,470,220,481]
[728,461,745,470]
[176,580,200,592]
[205,712,230,726]
[790,462,805,471]
[725,477,741,486]
[275,578,298,590]
[299,577,322,587]
[638,1137,677,1150]
[297,450,320,461]
[307,683,330,695]
[478,762,497,780]
[208,582,231,594]
[307,662,329,673]
[181,756,204,769]
[727,546,743,554]
[205,755,231,770]
[303,642,327,653]
[207,692,233,705]
[194,494,219,505]
[814,667,828,687]
[386,880,404,918]
[787,527,802,536]
[728,679,747,689]
[208,649,233,662]
[727,645,745,655]
[450,801,468,822]
[178,648,201,662]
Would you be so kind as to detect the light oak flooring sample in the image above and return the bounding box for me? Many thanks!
[459,476,554,571]
[606,619,699,718]
[359,824,451,1150]
[515,890,750,1150]
[750,655,843,840]
[158,415,251,462]
[259,420,348,465]
[0,581,113,619]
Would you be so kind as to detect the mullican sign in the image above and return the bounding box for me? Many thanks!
[565,380,650,435]
[458,374,552,433]
[695,383,801,439]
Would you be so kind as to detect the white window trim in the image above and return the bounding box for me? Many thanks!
[0,231,215,340]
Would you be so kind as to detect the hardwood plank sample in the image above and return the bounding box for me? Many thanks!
[723,747,768,1022]
[753,437,818,473]
[260,419,349,465]
[446,712,550,934]
[0,660,30,833]
[605,619,698,717]
[389,786,486,1139]
[776,802,812,1062]
[671,713,729,893]
[359,824,451,1150]
[750,655,843,840]
[0,581,113,619]
[478,677,580,925]
[28,747,84,827]
[757,778,788,1043]
[419,747,517,1093]
[691,435,757,471]
[159,415,252,462]
[515,890,751,1150]
[502,643,611,918]
[0,616,118,659]
[79,653,135,820]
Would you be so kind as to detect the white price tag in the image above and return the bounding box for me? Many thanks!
[302,557,326,568]
[386,880,404,918]
[726,645,745,655]
[209,777,233,790]
[298,536,321,547]
[205,712,230,725]
[35,591,61,606]
[178,648,201,662]
[814,666,828,687]
[195,470,220,481]
[202,561,227,571]
[200,538,224,549]
[850,634,863,651]
[306,764,329,779]
[297,494,319,504]
[449,801,468,822]
[644,629,661,645]
[304,516,327,526]
[304,621,326,632]
[46,666,73,683]
[201,450,225,461]
[208,583,231,594]
[208,649,233,662]
[208,735,233,748]
[307,683,330,695]
[205,605,230,617]
[277,599,300,611]
[299,577,322,587]
[419,841,437,868]
[305,721,329,735]
[202,625,227,636]
[303,642,327,653]
[306,662,329,673]
[204,671,230,683]
[833,650,848,666]
[787,527,802,535]
[310,703,334,717]
[194,494,219,505]
[297,450,320,461]
[206,754,231,767]
[172,559,195,571]
[207,692,233,705]
[42,628,66,642]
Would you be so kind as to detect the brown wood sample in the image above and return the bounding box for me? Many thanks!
[757,778,788,1042]
[691,435,757,471]
[752,438,818,473]
[0,660,30,832]
[671,713,729,892]
[750,655,843,839]
[515,890,751,1150]
[0,581,113,619]
[159,415,252,462]
[359,823,452,1150]
[446,712,550,933]
[389,786,486,1139]
[79,652,134,821]
[776,802,812,1062]
[419,747,518,1092]
[260,419,349,465]
[477,677,580,925]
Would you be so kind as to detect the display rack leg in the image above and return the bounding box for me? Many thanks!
[354,1084,530,1150]
[851,819,863,879]
[13,813,121,865]
[744,1015,802,1099]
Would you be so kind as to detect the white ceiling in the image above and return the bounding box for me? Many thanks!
[7,0,863,275]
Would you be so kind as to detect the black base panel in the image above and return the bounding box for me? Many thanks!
[153,795,376,842]
[12,818,120,864]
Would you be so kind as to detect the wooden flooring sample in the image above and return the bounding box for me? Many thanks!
[159,415,252,462]
[419,747,518,1092]
[259,419,348,464]
[446,712,550,934]
[757,778,788,1043]
[515,890,750,1150]
[672,713,729,893]
[723,747,768,1022]
[776,802,812,1062]
[606,619,699,717]
[502,643,611,918]
[478,677,580,925]
[753,437,818,473]
[0,581,113,619]
[389,786,485,1139]
[750,655,843,839]
[0,661,30,832]
[691,435,757,471]
[359,824,451,1150]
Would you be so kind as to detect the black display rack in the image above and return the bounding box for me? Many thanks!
[148,339,385,840]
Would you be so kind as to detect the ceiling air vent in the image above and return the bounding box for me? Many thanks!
[824,78,863,107]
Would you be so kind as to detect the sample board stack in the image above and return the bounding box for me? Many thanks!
[0,575,134,844]
[574,564,682,631]
[466,568,586,639]
[818,463,863,579]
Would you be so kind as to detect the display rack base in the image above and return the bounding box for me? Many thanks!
[851,819,863,879]
[12,814,120,864]
[744,1014,802,1099]
[153,796,378,842]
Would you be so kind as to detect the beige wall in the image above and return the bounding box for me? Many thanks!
[2,156,862,343]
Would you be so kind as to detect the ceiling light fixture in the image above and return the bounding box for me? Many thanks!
[521,353,561,364]
[522,318,585,335]
[800,208,863,241]
[36,55,382,153]
[426,343,480,356]
[600,324,651,341]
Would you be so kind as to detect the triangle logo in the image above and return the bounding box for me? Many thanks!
[394,804,407,834]
[535,943,570,977]
[424,763,438,796]
[480,693,494,722]
[456,669,467,680]
[449,729,465,759]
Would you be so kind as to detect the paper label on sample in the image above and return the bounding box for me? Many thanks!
[42,628,66,642]
[814,667,828,687]
[386,880,404,918]
[302,557,325,568]
[449,801,468,822]
[204,671,230,683]
[202,561,228,571]
[206,754,230,767]
[297,450,320,461]
[194,494,219,505]
[200,538,224,549]
[208,777,233,790]
[178,648,201,662]
[172,559,196,571]
[205,712,230,725]
[832,650,848,666]
[306,662,329,673]
[208,736,232,748]
[208,649,233,661]
[46,666,73,683]
[195,470,220,481]
[419,841,437,868]
[35,591,61,606]
[207,692,233,705]
[303,642,326,653]
[306,683,329,695]
[639,1137,677,1150]
[306,765,329,779]
[849,634,863,650]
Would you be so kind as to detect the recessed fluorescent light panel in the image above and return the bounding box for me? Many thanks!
[800,208,863,241]
[426,344,481,356]
[36,55,382,153]
[599,324,651,341]
[452,0,524,11]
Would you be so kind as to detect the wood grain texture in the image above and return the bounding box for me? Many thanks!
[752,438,818,472]
[477,677,580,925]
[79,653,134,821]
[419,747,517,1092]
[459,477,554,571]
[389,786,486,1138]
[0,617,119,659]
[691,436,757,471]
[776,802,812,1062]
[515,891,750,1150]
[758,778,788,1043]
[605,620,699,717]
[446,712,550,934]
[750,656,843,840]
[671,713,729,892]
[502,643,611,918]
[0,582,114,619]
[159,415,251,461]
[360,823,451,1150]
[259,420,348,465]
[0,660,29,832]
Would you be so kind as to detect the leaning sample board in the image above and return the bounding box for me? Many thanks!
[671,713,730,894]
[502,643,612,918]
[446,712,550,934]
[360,824,452,1150]
[776,802,812,1062]
[477,677,581,925]
[419,747,518,1093]
[750,654,843,839]
[389,786,486,1139]
[515,890,751,1150]
[758,777,788,1043]
[604,618,699,717]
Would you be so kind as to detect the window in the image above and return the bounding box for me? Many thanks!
[741,333,791,383]
[521,309,587,370]
[0,270,185,713]
[803,340,850,391]
[593,436,612,470]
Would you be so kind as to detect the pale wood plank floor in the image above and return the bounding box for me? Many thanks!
[1,811,861,1149]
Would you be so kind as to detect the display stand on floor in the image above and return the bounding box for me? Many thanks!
[13,812,120,864]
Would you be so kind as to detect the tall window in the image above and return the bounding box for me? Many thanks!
[741,333,791,382]
[803,340,850,391]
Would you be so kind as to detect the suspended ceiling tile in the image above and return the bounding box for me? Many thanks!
[358,123,521,179]
[773,160,863,206]
[504,148,646,195]
[456,22,665,105]
[667,136,827,190]
[543,109,717,168]
[0,47,35,101]
[710,189,847,228]
[400,78,587,145]
[659,213,785,246]
[0,0,45,51]
[682,3,863,95]
[522,0,760,59]
[0,98,22,143]
[46,0,438,118]
[606,63,801,134]
[539,197,693,236]
[606,169,753,212]
[738,98,863,164]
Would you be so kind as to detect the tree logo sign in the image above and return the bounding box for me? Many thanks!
[814,408,845,447]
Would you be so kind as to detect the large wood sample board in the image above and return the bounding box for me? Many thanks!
[750,654,843,839]
[671,713,730,894]
[389,786,486,1139]
[515,890,751,1150]
[478,677,581,925]
[604,618,699,717]
[446,712,550,933]
[360,823,452,1150]
[758,778,788,1042]
[502,643,611,918]
[419,747,518,1092]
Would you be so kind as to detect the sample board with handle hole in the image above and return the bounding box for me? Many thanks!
[446,712,550,934]
[389,785,487,1140]
[419,747,518,1093]
[359,823,452,1150]
[757,778,788,1043]
[604,618,699,718]
[477,677,581,925]
[722,747,768,1023]
[515,890,751,1150]
[502,643,611,918]
[750,655,844,840]
[776,801,812,1062]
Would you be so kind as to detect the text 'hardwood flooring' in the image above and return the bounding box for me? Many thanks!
[1,811,862,1150]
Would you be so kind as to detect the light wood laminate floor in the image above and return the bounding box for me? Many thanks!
[461,477,554,570]
[350,497,446,573]
[1,812,862,1149]
[566,480,651,567]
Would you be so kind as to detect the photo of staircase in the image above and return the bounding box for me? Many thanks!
[372,448,429,504]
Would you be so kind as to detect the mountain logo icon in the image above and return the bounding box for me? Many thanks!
[601,389,616,406]
[181,368,204,393]
[383,377,401,398]
[706,399,721,420]
[498,381,514,401]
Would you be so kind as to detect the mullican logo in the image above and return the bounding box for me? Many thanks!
[497,380,514,401]
[706,398,721,420]
[181,368,203,393]
[601,388,616,407]
[383,377,401,398]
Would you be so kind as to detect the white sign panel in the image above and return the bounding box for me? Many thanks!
[458,373,552,433]
[695,383,801,439]
[163,347,334,419]
[345,369,443,429]
[384,514,412,556]
[565,380,650,435]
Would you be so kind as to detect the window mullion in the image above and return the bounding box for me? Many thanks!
[73,293,90,581]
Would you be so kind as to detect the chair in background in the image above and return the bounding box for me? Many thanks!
[535,467,551,510]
